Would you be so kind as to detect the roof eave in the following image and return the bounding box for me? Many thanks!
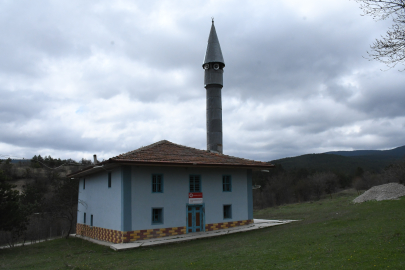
[67,159,274,178]
[66,159,113,178]
[113,159,274,169]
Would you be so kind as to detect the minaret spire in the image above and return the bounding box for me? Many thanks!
[203,20,224,154]
[203,21,225,67]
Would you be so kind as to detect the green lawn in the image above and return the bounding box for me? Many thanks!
[1,189,404,269]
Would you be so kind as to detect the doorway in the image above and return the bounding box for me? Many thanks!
[187,205,204,233]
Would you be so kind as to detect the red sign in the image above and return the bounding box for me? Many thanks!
[189,192,203,198]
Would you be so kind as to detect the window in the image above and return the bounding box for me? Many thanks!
[189,175,201,192]
[84,213,86,224]
[90,215,93,226]
[152,174,163,193]
[108,172,112,188]
[223,175,232,192]
[83,178,85,189]
[223,205,232,219]
[152,208,163,224]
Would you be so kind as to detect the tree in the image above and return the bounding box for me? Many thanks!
[383,161,405,184]
[355,166,364,177]
[355,0,405,69]
[21,182,45,213]
[1,158,13,179]
[0,170,30,246]
[31,155,41,168]
[310,173,326,200]
[46,178,81,238]
[294,179,313,202]
[323,172,339,199]
[80,158,92,165]
[353,176,367,194]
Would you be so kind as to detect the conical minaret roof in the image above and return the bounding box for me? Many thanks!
[203,21,225,67]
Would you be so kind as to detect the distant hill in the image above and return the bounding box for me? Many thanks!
[0,159,31,164]
[326,145,405,158]
[271,145,405,176]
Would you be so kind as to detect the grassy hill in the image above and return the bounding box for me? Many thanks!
[1,189,404,269]
[271,145,405,175]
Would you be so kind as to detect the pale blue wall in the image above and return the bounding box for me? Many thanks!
[130,166,249,231]
[77,167,122,231]
[77,165,252,232]
[203,168,248,224]
[131,166,188,231]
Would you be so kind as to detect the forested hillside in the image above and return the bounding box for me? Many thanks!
[0,157,89,247]
[252,145,405,210]
[271,145,405,175]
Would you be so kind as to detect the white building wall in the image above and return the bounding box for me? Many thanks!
[77,167,122,231]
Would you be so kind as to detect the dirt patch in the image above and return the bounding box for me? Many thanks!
[353,182,405,203]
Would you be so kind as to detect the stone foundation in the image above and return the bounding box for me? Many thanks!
[76,219,253,244]
[205,219,253,231]
[76,223,123,243]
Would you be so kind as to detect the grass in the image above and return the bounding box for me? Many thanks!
[1,189,404,269]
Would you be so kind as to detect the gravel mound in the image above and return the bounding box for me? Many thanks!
[353,183,405,203]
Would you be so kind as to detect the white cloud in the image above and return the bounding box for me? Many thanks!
[0,0,403,163]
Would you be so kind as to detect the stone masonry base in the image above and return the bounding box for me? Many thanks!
[76,219,253,244]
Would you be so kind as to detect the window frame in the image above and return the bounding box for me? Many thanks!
[151,208,164,225]
[223,204,232,220]
[222,175,232,192]
[151,174,164,193]
[189,175,202,192]
[108,172,112,188]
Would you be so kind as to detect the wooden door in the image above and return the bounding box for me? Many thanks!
[187,205,204,233]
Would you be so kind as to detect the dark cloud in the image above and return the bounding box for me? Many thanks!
[0,0,404,162]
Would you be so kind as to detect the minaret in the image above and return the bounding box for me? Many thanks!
[203,19,225,154]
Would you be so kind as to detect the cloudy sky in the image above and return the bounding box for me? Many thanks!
[1,0,404,162]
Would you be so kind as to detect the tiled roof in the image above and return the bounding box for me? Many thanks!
[68,140,273,177]
[110,140,272,168]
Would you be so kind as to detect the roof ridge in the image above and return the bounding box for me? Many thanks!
[112,140,269,165]
[114,140,170,158]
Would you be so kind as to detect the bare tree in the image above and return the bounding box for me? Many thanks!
[355,0,405,69]
[383,161,405,184]
[323,172,339,199]
[294,179,313,202]
[309,173,326,200]
[46,178,81,238]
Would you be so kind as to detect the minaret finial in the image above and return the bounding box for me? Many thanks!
[211,17,214,24]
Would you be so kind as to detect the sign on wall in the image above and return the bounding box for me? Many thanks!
[189,192,203,204]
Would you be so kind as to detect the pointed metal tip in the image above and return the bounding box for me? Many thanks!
[203,17,225,66]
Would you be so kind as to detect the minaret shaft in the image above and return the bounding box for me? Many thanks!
[206,84,223,153]
[203,21,224,154]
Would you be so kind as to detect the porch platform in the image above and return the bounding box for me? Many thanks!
[71,219,297,251]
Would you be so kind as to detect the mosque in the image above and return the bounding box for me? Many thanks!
[68,21,273,243]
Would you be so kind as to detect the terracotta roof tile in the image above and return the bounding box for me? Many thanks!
[68,140,273,177]
[110,140,272,167]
